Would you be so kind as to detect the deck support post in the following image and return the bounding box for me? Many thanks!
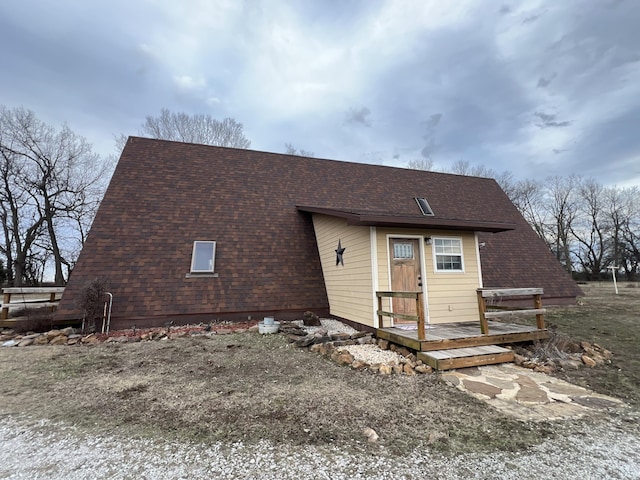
[377,294,383,329]
[533,294,544,329]
[416,292,425,341]
[477,290,489,334]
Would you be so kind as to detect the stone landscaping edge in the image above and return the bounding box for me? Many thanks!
[0,320,612,376]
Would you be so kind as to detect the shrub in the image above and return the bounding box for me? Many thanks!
[10,308,54,334]
[530,330,572,362]
[78,277,109,333]
[302,310,321,326]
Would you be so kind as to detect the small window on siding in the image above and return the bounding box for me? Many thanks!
[415,197,434,216]
[190,241,216,273]
[433,238,464,272]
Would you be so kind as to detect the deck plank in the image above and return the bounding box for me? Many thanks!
[418,345,515,370]
[426,345,509,360]
[377,320,549,352]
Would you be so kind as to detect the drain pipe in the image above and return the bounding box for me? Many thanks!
[101,292,113,334]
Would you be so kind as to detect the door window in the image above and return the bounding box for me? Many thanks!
[393,242,414,259]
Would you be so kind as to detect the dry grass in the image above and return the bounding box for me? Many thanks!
[0,333,549,455]
[546,281,640,406]
[0,282,637,455]
[528,331,574,363]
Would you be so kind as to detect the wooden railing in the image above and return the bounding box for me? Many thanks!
[376,291,426,340]
[476,287,545,335]
[1,287,65,320]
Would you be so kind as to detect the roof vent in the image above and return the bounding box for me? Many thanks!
[415,197,434,216]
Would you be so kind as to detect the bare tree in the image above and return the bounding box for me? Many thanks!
[449,160,476,177]
[604,186,628,274]
[570,179,607,279]
[0,106,110,285]
[618,186,640,280]
[544,175,581,274]
[122,109,251,149]
[284,143,314,157]
[406,158,434,171]
[448,160,516,200]
[0,138,46,286]
[509,179,550,241]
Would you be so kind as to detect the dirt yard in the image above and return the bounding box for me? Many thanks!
[0,282,638,458]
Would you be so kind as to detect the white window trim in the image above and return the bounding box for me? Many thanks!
[475,233,484,288]
[432,236,465,273]
[189,241,217,274]
[370,227,380,328]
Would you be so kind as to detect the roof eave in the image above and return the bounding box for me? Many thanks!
[296,205,515,233]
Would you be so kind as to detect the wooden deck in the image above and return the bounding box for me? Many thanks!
[377,320,549,352]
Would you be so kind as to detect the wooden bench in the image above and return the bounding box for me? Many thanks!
[476,287,546,335]
[376,291,426,340]
[1,287,65,320]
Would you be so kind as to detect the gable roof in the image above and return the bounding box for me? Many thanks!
[56,137,580,326]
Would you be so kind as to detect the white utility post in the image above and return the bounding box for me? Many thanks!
[607,266,620,295]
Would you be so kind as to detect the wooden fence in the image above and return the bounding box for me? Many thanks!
[1,287,65,321]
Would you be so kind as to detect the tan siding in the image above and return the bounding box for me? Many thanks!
[311,214,374,326]
[376,228,481,324]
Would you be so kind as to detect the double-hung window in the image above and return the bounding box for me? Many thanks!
[433,238,464,272]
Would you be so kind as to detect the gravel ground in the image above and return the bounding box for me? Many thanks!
[343,344,403,365]
[293,318,358,335]
[297,319,406,365]
[1,413,638,479]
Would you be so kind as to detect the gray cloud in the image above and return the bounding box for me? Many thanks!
[536,73,556,88]
[522,12,544,24]
[0,0,638,187]
[534,112,572,129]
[345,107,372,127]
[420,113,443,159]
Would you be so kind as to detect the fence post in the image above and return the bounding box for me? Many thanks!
[1,291,10,320]
[50,291,58,313]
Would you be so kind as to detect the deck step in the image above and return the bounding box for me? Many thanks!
[417,345,515,371]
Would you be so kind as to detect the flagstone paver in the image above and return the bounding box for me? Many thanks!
[441,364,625,421]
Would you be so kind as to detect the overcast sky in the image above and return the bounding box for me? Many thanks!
[1,0,639,187]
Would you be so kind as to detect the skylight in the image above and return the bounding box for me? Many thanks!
[415,197,434,216]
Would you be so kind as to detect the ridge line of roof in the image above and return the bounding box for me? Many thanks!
[125,136,501,183]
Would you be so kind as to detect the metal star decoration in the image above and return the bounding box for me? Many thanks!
[335,239,346,266]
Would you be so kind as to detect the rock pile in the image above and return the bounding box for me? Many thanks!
[280,322,434,375]
[0,324,254,348]
[513,340,613,374]
[0,327,98,347]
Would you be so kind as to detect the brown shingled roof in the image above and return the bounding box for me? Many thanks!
[56,137,580,327]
